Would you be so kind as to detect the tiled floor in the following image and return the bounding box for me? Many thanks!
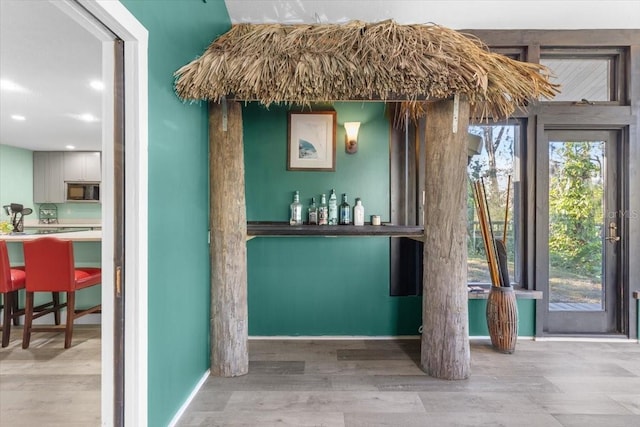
[0,326,101,427]
[179,338,640,427]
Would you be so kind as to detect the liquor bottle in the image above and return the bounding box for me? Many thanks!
[353,198,364,226]
[339,193,351,225]
[308,197,318,225]
[328,189,338,225]
[289,191,302,225]
[318,194,328,225]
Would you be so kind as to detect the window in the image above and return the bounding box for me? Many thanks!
[467,123,521,285]
[540,49,625,103]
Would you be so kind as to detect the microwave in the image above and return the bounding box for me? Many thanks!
[66,182,100,202]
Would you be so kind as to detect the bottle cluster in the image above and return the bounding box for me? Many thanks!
[290,189,365,226]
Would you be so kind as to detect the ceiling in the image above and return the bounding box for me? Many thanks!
[0,1,103,152]
[1,1,636,153]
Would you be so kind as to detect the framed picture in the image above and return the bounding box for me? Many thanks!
[287,111,336,171]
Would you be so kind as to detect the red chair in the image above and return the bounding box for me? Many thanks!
[1,240,62,347]
[0,240,27,347]
[22,237,101,349]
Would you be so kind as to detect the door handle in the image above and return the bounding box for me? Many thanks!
[115,266,122,297]
[606,222,620,243]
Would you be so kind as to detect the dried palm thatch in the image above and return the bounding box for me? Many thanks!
[175,20,558,120]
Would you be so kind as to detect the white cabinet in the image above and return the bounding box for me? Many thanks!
[64,152,101,181]
[33,152,65,203]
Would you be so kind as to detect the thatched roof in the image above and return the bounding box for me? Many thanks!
[175,20,558,120]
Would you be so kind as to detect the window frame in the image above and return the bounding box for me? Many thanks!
[461,28,639,339]
[539,47,627,105]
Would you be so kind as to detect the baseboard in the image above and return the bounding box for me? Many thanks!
[168,369,210,427]
[470,336,535,341]
[248,335,536,341]
[535,336,637,343]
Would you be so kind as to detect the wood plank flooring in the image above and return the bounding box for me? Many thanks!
[179,338,640,427]
[0,325,101,427]
[2,329,639,427]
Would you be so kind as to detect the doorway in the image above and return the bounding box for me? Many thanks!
[537,129,623,335]
[36,1,149,424]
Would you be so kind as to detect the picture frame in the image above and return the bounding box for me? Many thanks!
[287,111,336,171]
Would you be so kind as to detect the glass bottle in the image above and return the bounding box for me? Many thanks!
[308,197,318,225]
[339,193,351,225]
[328,189,338,225]
[318,194,328,225]
[353,198,364,226]
[289,191,302,225]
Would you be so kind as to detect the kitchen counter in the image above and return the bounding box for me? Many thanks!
[24,223,101,229]
[23,221,101,229]
[0,229,101,242]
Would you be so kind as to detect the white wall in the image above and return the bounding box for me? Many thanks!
[224,0,640,29]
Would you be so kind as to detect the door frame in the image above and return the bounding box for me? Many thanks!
[461,29,640,341]
[64,1,149,425]
[534,117,634,338]
[537,128,622,334]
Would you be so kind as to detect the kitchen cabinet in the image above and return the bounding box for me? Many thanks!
[33,151,65,203]
[63,152,101,181]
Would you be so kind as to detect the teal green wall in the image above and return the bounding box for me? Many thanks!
[468,299,536,336]
[0,145,33,213]
[245,102,423,335]
[248,237,423,335]
[119,1,230,426]
[245,103,390,222]
[244,102,538,337]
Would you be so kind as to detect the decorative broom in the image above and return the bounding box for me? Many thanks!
[475,175,518,353]
[473,176,512,287]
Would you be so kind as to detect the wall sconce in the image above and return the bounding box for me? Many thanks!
[467,133,484,165]
[344,122,361,154]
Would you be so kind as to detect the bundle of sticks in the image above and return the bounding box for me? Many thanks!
[473,176,511,288]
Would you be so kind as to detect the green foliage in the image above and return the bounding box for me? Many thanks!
[548,142,603,276]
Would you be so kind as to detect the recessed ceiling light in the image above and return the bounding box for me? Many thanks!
[79,113,98,122]
[1,79,27,92]
[66,145,76,150]
[89,80,104,91]
[11,114,26,121]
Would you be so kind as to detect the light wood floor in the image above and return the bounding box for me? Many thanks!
[0,325,101,427]
[179,338,640,427]
[2,329,640,427]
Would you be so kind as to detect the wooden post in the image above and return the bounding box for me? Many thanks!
[421,98,471,380]
[209,101,248,377]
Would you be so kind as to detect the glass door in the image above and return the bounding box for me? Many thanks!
[539,130,621,334]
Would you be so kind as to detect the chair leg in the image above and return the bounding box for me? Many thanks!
[22,291,34,349]
[64,292,75,349]
[52,292,61,325]
[1,291,13,347]
[11,292,20,326]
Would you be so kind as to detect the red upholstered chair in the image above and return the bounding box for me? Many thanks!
[1,241,62,347]
[22,237,102,349]
[0,240,27,347]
